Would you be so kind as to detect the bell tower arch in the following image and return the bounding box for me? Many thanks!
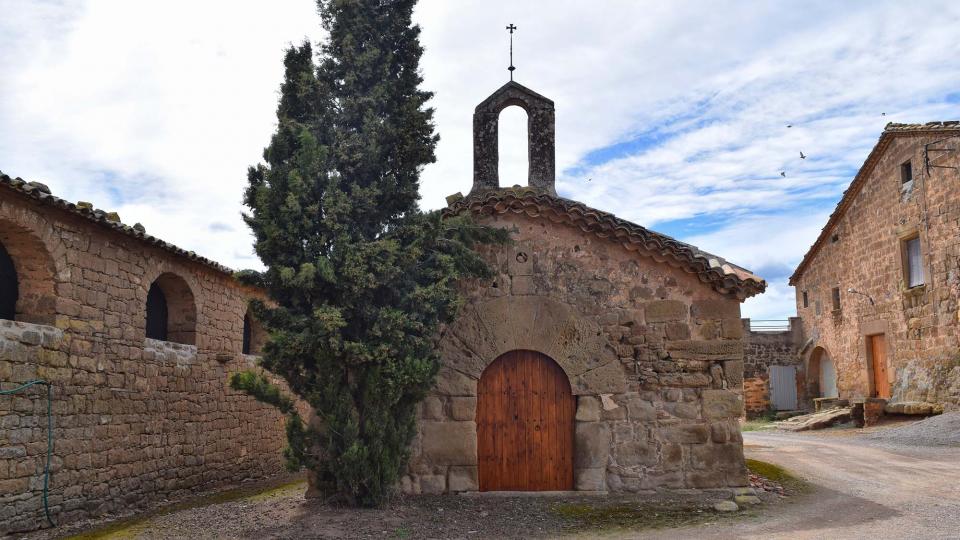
[471,81,556,196]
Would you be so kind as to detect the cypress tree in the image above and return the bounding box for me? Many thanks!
[233,0,507,507]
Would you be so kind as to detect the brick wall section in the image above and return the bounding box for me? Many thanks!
[403,209,751,494]
[741,318,804,415]
[0,192,290,534]
[792,129,960,409]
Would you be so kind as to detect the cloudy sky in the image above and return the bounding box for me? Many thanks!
[2,1,959,320]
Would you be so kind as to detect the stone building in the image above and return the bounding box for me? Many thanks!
[400,81,766,494]
[790,122,960,410]
[0,173,288,534]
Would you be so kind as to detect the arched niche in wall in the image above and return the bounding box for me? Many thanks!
[0,218,58,325]
[242,308,267,355]
[145,272,196,345]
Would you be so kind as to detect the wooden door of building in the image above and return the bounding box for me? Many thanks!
[769,365,798,410]
[870,334,891,398]
[477,350,574,491]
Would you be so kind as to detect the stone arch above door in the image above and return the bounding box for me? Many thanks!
[436,295,624,395]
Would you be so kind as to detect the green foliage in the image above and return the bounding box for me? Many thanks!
[236,0,508,507]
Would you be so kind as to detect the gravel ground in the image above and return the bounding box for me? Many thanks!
[31,488,766,540]
[863,412,960,447]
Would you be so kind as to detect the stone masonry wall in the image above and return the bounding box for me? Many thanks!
[793,131,960,409]
[741,318,803,416]
[0,192,290,534]
[403,210,748,494]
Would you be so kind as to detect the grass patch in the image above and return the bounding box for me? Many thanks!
[552,502,739,533]
[746,458,810,494]
[63,478,306,540]
[741,417,776,432]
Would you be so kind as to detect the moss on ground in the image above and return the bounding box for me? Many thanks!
[63,478,306,540]
[746,458,810,494]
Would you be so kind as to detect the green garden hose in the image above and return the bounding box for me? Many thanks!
[1,379,56,528]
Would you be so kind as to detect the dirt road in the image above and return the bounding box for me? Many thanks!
[628,428,960,540]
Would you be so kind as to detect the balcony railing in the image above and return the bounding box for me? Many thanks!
[748,319,791,332]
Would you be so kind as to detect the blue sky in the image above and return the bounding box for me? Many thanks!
[1,1,959,320]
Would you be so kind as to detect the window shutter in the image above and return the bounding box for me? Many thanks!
[907,237,923,287]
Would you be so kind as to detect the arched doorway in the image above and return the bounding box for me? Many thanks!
[477,349,574,491]
[809,346,838,398]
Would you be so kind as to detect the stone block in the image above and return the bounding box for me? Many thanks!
[710,422,729,443]
[660,443,684,470]
[616,441,657,467]
[644,300,687,323]
[574,422,611,468]
[434,367,477,396]
[448,466,478,492]
[625,395,656,421]
[576,396,601,422]
[574,468,606,491]
[685,469,726,488]
[689,443,741,470]
[691,299,740,320]
[576,361,628,394]
[702,390,742,419]
[666,340,744,361]
[665,322,691,341]
[639,470,684,489]
[665,402,700,420]
[420,421,477,465]
[722,360,744,387]
[420,474,446,494]
[714,500,739,512]
[422,397,444,420]
[720,319,743,339]
[659,424,709,444]
[449,397,476,421]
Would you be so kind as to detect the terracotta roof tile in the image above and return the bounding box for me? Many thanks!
[0,171,234,275]
[445,187,766,300]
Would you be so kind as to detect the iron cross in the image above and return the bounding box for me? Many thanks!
[506,23,517,80]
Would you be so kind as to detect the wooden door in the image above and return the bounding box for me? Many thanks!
[870,334,891,398]
[477,350,574,491]
[769,365,798,410]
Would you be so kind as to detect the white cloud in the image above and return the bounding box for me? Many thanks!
[1,0,959,322]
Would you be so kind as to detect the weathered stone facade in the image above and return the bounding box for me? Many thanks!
[0,175,289,534]
[401,82,765,494]
[741,318,804,416]
[790,122,960,409]
[401,193,762,494]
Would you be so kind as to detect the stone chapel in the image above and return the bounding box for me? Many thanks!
[399,81,766,494]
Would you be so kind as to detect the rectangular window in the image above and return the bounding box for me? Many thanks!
[802,290,809,308]
[831,287,841,311]
[901,161,913,184]
[905,236,924,287]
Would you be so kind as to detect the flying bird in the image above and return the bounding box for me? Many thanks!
[780,171,786,177]
[786,124,793,128]
[800,151,806,159]
[881,112,886,116]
